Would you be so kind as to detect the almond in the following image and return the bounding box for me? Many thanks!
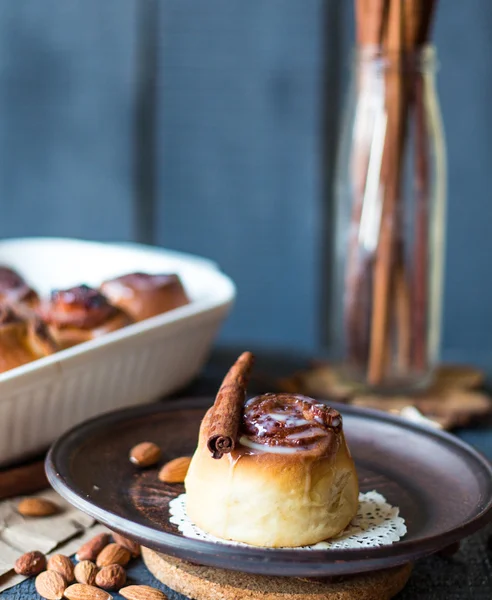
[129,442,161,467]
[64,583,112,600]
[119,585,167,600]
[95,564,126,590]
[111,533,141,557]
[35,570,66,600]
[14,550,47,576]
[76,533,111,561]
[17,497,59,517]
[158,456,191,483]
[96,543,131,568]
[47,553,74,583]
[74,561,98,586]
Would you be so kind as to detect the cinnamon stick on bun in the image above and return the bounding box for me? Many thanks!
[0,306,58,373]
[185,355,359,548]
[0,266,39,312]
[39,285,133,349]
[100,272,190,322]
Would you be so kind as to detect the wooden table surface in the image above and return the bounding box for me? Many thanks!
[3,349,492,600]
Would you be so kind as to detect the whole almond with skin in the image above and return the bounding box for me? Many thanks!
[47,553,74,583]
[74,560,98,586]
[35,570,66,600]
[14,550,47,576]
[95,564,126,590]
[111,532,141,557]
[64,583,112,600]
[17,497,59,517]
[76,533,111,561]
[96,543,131,567]
[119,585,167,600]
[129,442,161,467]
[158,456,191,483]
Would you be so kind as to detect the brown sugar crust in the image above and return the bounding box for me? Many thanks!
[39,285,133,349]
[0,266,39,309]
[0,306,58,373]
[242,393,342,457]
[100,272,190,321]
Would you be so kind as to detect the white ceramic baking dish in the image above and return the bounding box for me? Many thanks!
[0,237,235,466]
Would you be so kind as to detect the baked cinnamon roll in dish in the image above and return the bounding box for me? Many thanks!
[0,306,58,373]
[0,266,39,312]
[185,353,359,547]
[100,272,190,322]
[39,284,133,349]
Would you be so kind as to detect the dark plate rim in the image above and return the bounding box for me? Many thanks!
[46,398,492,576]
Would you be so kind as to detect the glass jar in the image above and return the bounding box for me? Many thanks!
[330,46,446,393]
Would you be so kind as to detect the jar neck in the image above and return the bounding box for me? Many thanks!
[354,44,437,74]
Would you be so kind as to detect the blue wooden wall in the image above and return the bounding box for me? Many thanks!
[157,0,328,351]
[0,1,490,367]
[433,2,492,368]
[0,0,138,240]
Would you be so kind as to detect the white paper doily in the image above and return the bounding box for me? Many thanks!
[169,490,406,550]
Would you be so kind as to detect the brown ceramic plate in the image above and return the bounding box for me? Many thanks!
[46,397,492,577]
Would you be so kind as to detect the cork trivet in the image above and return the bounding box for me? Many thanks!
[277,363,491,429]
[142,548,412,600]
[352,389,491,429]
[431,364,484,391]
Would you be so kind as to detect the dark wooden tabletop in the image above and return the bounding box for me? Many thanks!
[4,349,492,599]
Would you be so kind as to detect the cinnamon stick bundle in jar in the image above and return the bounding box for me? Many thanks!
[207,351,255,459]
[343,0,439,390]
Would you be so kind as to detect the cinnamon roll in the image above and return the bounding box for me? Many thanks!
[100,272,189,322]
[185,393,359,547]
[0,266,39,312]
[39,285,133,349]
[0,305,58,373]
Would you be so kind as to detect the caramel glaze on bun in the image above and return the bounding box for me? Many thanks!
[0,266,39,312]
[100,272,189,322]
[0,305,58,373]
[39,284,133,349]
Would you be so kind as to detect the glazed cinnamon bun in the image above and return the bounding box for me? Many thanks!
[185,392,359,547]
[100,272,189,322]
[0,306,58,373]
[39,284,133,349]
[0,266,39,312]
